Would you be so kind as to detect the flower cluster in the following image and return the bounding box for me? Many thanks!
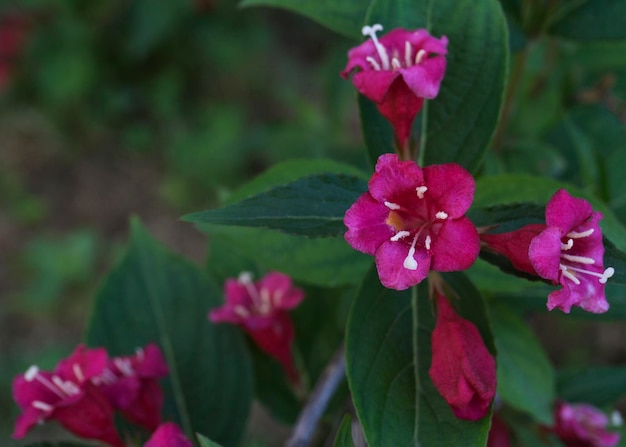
[481,189,615,314]
[13,343,169,446]
[209,271,305,382]
[552,401,621,447]
[342,24,448,154]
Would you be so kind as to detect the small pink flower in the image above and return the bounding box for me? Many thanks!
[341,24,448,151]
[96,344,169,431]
[428,292,496,421]
[344,154,479,290]
[480,189,614,314]
[209,271,304,382]
[553,402,620,447]
[12,345,123,447]
[145,422,194,447]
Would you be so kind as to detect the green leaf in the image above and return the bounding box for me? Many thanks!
[549,0,626,41]
[333,414,355,447]
[198,434,224,447]
[183,174,366,238]
[345,268,491,446]
[205,225,370,287]
[474,175,626,251]
[86,219,252,447]
[557,366,626,407]
[21,444,91,447]
[239,0,366,40]
[489,305,554,424]
[358,94,394,167]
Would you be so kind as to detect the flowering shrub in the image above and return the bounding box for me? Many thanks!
[7,1,626,447]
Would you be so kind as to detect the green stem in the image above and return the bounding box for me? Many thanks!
[411,284,420,445]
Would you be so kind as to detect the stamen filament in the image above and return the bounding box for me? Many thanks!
[567,228,594,239]
[73,364,84,383]
[32,373,66,399]
[384,201,401,210]
[561,265,615,284]
[415,49,427,64]
[390,230,411,242]
[362,24,390,69]
[32,400,54,412]
[560,266,581,285]
[234,305,250,318]
[403,234,419,270]
[425,235,432,250]
[562,254,595,265]
[366,56,381,71]
[561,239,574,250]
[391,57,401,70]
[404,41,412,68]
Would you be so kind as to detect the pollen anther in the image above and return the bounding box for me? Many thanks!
[384,201,401,210]
[416,186,427,199]
[390,230,411,242]
[435,211,448,220]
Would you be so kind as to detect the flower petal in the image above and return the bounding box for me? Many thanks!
[145,422,194,447]
[430,217,480,272]
[352,70,400,103]
[258,272,303,310]
[368,153,424,203]
[545,189,594,233]
[401,55,447,99]
[344,192,393,255]
[374,241,430,290]
[423,163,475,217]
[529,226,563,282]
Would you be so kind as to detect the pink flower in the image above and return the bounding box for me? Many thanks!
[344,154,479,290]
[209,271,304,382]
[341,25,448,151]
[145,422,194,447]
[12,345,123,447]
[480,190,614,314]
[553,402,620,447]
[96,344,169,431]
[428,292,496,420]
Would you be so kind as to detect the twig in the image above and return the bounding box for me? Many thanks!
[286,344,347,447]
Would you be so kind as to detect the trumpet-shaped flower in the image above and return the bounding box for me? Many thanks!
[209,271,304,381]
[428,292,496,420]
[344,154,479,290]
[96,343,169,431]
[553,402,620,447]
[12,345,123,447]
[145,422,194,447]
[341,25,448,150]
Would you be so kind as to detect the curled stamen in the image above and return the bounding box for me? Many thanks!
[416,186,427,199]
[561,239,574,250]
[390,230,411,242]
[391,57,402,70]
[562,254,595,265]
[567,228,594,239]
[404,41,412,67]
[366,56,381,71]
[415,49,427,65]
[362,24,390,69]
[403,234,419,270]
[384,201,401,210]
[435,211,448,220]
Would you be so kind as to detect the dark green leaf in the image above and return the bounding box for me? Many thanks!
[333,414,355,447]
[86,219,252,447]
[205,225,370,287]
[21,444,91,447]
[549,0,626,41]
[239,0,366,40]
[345,268,491,446]
[489,305,554,424]
[358,94,394,167]
[184,174,366,238]
[557,367,626,407]
[198,434,224,447]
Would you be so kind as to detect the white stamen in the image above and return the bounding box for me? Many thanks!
[560,266,581,285]
[238,271,253,284]
[32,401,54,412]
[567,228,594,239]
[384,201,401,210]
[25,365,39,382]
[259,288,272,314]
[31,373,66,399]
[234,305,250,318]
[425,235,432,250]
[435,211,448,220]
[362,24,390,70]
[416,186,428,199]
[562,254,595,265]
[365,56,381,71]
[73,364,84,383]
[415,49,427,65]
[52,376,79,396]
[390,230,411,242]
[403,235,419,270]
[404,41,412,67]
[114,358,134,377]
[561,239,574,250]
[612,410,623,427]
[391,57,402,70]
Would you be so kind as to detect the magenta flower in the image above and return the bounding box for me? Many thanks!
[344,154,479,290]
[209,271,304,382]
[12,345,123,447]
[530,189,614,313]
[553,402,620,447]
[145,422,194,447]
[96,343,169,431]
[428,292,496,421]
[341,24,448,152]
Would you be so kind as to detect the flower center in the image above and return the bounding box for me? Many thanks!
[558,228,614,285]
[362,24,427,71]
[384,187,447,270]
[23,365,81,413]
[236,272,273,317]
